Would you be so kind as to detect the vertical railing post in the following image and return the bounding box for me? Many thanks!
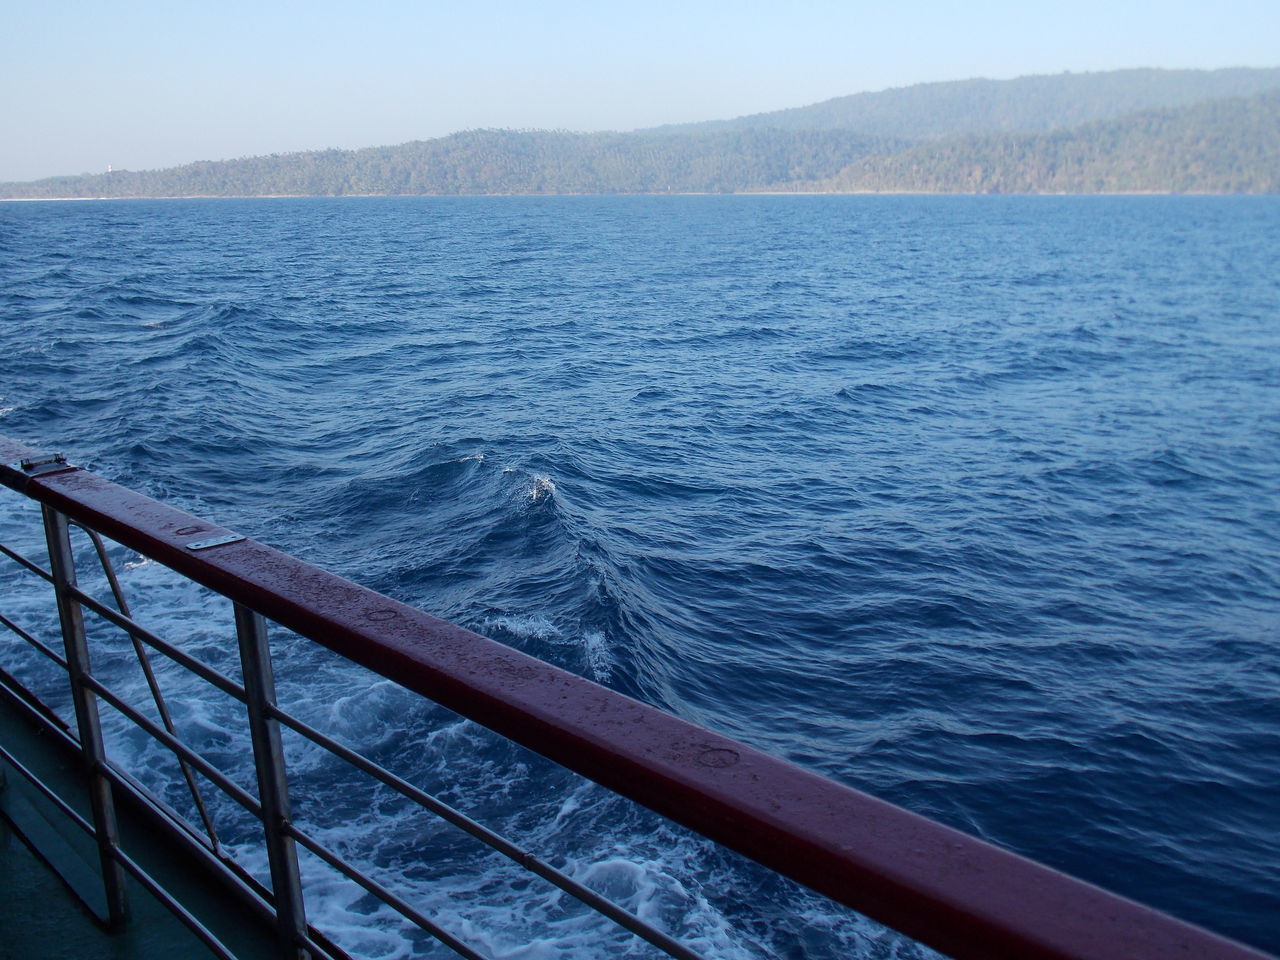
[234,602,311,960]
[41,505,129,930]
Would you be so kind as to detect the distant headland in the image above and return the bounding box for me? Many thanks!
[3,67,1278,199]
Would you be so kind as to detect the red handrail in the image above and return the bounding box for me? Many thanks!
[0,434,1270,960]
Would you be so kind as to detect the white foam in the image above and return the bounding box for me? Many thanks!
[481,614,612,682]
[530,476,555,502]
[0,495,936,960]
[581,629,613,682]
[483,613,562,640]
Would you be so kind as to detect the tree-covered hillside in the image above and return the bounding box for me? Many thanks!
[654,67,1280,138]
[0,129,898,199]
[799,90,1280,194]
[1,68,1276,199]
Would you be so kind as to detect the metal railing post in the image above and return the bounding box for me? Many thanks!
[41,504,130,930]
[233,602,311,960]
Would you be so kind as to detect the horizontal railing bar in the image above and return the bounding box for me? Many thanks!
[1,434,1271,960]
[80,673,265,821]
[0,540,54,583]
[284,822,490,960]
[0,610,70,670]
[268,704,707,960]
[68,584,249,704]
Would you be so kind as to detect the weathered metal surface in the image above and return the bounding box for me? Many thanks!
[1,433,1270,960]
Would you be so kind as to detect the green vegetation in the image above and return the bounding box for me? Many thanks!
[654,66,1280,138]
[0,130,899,199]
[2,68,1277,199]
[798,90,1280,194]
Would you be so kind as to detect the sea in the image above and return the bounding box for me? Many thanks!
[0,195,1276,958]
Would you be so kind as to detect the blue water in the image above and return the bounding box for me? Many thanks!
[1,195,1278,957]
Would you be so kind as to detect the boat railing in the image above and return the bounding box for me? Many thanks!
[0,432,1270,960]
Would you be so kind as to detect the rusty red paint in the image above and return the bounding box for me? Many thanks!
[0,434,1270,960]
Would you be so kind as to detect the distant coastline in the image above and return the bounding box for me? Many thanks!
[4,68,1278,200]
[2,190,1270,203]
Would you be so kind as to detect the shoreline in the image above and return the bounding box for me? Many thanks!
[2,190,1271,202]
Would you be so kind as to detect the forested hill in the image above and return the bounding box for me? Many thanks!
[651,67,1280,138]
[3,68,1278,199]
[0,130,902,199]
[798,90,1280,194]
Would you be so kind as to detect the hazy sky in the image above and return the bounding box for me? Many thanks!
[3,0,1278,182]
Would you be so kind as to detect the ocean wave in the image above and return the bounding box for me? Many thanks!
[1,195,1277,954]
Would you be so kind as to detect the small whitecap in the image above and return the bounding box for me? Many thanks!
[484,613,562,640]
[577,857,657,907]
[549,783,591,828]
[582,630,613,682]
[530,476,555,502]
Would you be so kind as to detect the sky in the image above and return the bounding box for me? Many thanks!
[2,0,1278,182]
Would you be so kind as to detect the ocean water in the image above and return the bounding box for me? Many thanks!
[0,194,1277,957]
